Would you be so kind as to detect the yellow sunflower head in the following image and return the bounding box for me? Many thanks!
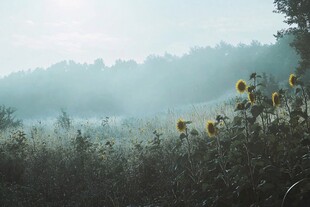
[289,74,297,87]
[248,92,255,105]
[236,79,247,93]
[206,121,217,137]
[176,118,186,132]
[272,92,280,107]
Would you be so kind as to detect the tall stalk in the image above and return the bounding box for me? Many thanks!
[301,85,309,131]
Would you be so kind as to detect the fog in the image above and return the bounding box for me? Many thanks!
[0,35,298,119]
[0,0,292,119]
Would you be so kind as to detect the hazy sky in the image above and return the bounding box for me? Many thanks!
[0,0,286,76]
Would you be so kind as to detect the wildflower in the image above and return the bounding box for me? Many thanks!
[289,74,297,87]
[272,92,280,107]
[206,121,217,137]
[248,92,255,104]
[236,79,247,93]
[176,119,186,132]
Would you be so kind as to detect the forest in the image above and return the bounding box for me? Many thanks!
[0,36,299,118]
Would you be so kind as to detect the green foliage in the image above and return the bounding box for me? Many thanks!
[56,109,71,131]
[0,72,309,206]
[274,0,310,74]
[74,129,91,153]
[0,130,27,185]
[0,37,299,118]
[274,0,310,31]
[0,105,22,130]
[1,2,309,205]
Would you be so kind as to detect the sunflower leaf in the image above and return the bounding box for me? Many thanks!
[245,102,251,110]
[279,89,285,95]
[247,116,256,125]
[257,83,265,87]
[251,105,264,118]
[291,110,307,119]
[233,116,242,126]
[190,129,199,136]
[179,133,186,140]
[249,73,256,80]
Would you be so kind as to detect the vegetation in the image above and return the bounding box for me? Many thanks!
[0,105,22,130]
[274,0,310,74]
[0,2,309,206]
[56,109,72,131]
[0,71,309,206]
[0,36,298,118]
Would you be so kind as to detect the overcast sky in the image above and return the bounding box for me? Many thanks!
[0,0,286,76]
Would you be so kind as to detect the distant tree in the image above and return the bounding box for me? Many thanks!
[0,37,298,117]
[89,58,105,71]
[56,109,71,131]
[0,106,22,130]
[274,0,310,74]
[260,73,279,96]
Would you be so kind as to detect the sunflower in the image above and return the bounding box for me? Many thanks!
[206,121,217,137]
[289,74,297,87]
[272,92,280,107]
[236,80,247,93]
[176,119,186,132]
[248,92,255,104]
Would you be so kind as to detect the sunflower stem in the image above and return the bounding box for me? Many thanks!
[244,143,258,201]
[276,108,280,125]
[257,93,266,134]
[257,95,268,154]
[254,75,267,134]
[283,93,293,136]
[260,111,266,134]
[222,119,231,134]
[242,106,257,199]
[185,128,194,177]
[216,135,229,187]
[301,85,309,132]
[243,110,249,141]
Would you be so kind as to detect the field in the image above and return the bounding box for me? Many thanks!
[0,73,309,207]
[1,0,310,206]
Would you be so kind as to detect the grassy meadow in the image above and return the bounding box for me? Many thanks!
[0,73,309,207]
